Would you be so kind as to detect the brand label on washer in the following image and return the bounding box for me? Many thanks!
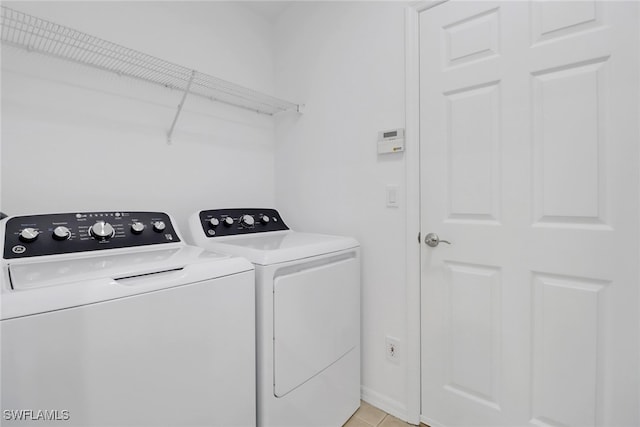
[12,245,26,254]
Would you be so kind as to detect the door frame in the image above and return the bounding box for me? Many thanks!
[405,2,640,425]
[637,6,640,425]
[404,1,447,425]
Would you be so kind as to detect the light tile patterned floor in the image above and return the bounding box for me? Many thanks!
[343,401,425,427]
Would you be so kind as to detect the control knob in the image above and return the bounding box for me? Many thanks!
[131,222,145,234]
[90,221,115,241]
[223,217,234,227]
[209,218,220,227]
[259,214,270,225]
[19,228,39,243]
[240,214,255,227]
[152,221,166,232]
[52,226,71,241]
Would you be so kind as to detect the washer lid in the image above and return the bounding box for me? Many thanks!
[1,245,254,320]
[207,231,359,265]
[7,246,225,291]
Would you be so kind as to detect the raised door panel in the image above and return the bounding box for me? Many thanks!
[532,1,603,44]
[532,59,608,227]
[444,7,500,68]
[443,262,502,410]
[531,273,607,427]
[445,82,501,223]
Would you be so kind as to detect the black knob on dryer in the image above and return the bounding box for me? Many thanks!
[209,218,220,227]
[152,221,166,232]
[259,214,270,225]
[223,217,234,227]
[240,215,255,227]
[131,222,145,234]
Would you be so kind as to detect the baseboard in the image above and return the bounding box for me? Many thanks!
[421,414,445,427]
[361,386,409,423]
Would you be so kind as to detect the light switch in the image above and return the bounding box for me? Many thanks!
[386,185,399,208]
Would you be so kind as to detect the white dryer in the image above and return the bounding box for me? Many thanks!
[1,211,256,427]
[188,208,360,427]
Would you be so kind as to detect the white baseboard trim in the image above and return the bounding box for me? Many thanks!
[361,386,410,424]
[421,414,445,427]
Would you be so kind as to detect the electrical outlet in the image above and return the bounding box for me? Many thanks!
[385,336,400,363]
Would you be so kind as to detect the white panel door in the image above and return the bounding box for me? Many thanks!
[419,2,639,426]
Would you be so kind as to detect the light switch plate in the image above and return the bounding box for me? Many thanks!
[386,185,399,208]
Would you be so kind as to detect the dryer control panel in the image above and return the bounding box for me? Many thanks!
[3,211,180,259]
[198,208,288,238]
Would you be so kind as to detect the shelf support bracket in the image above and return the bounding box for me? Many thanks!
[167,70,196,144]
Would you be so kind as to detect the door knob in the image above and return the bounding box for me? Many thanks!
[425,233,451,247]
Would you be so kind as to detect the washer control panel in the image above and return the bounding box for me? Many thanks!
[199,208,288,238]
[3,211,180,259]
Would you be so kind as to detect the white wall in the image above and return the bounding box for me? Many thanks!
[274,1,410,419]
[1,1,278,233]
[2,0,415,419]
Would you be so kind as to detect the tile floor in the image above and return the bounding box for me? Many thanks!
[343,401,427,427]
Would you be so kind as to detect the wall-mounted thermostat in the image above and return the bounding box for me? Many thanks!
[378,128,405,154]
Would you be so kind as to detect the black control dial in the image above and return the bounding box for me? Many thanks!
[152,221,166,232]
[19,228,39,243]
[223,217,234,227]
[90,221,115,241]
[209,218,220,227]
[259,214,270,225]
[131,222,145,234]
[52,226,71,241]
[240,214,255,227]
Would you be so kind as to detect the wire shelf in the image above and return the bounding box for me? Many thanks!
[0,6,300,117]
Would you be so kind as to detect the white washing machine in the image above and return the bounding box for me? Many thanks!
[1,210,256,427]
[188,208,361,427]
